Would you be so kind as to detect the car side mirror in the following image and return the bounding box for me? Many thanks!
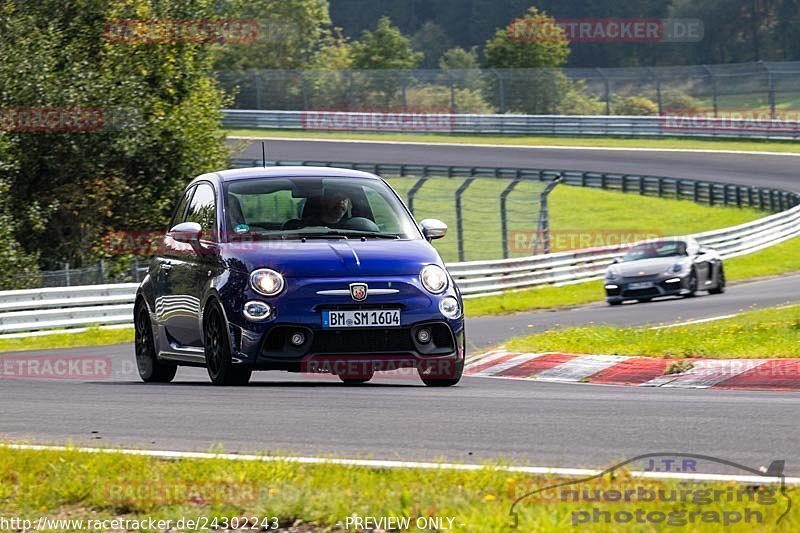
[420,218,447,240]
[612,257,622,264]
[168,221,202,245]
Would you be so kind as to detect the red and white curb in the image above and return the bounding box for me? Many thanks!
[465,348,800,391]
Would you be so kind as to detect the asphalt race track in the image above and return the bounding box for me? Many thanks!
[3,139,800,475]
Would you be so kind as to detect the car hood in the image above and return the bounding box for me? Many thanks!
[221,238,443,277]
[615,257,687,277]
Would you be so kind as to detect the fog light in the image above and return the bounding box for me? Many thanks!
[243,301,271,321]
[290,332,306,346]
[666,278,681,283]
[605,284,619,289]
[439,296,461,319]
[416,328,432,344]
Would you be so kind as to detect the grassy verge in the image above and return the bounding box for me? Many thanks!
[0,447,794,531]
[0,327,133,354]
[225,128,800,154]
[507,304,800,359]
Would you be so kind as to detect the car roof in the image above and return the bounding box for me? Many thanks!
[191,166,382,186]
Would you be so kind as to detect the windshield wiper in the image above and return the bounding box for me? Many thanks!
[298,231,401,240]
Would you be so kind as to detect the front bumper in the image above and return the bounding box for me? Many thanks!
[604,273,691,302]
[220,275,465,370]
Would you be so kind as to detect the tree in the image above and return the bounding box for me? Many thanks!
[351,16,423,70]
[482,6,571,114]
[483,6,569,69]
[212,0,331,70]
[0,0,229,271]
[412,21,452,69]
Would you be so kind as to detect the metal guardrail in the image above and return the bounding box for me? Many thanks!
[224,109,800,140]
[2,162,799,335]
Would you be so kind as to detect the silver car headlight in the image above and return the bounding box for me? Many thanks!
[665,262,685,275]
[606,265,621,279]
[250,269,285,296]
[420,265,448,294]
[439,296,461,319]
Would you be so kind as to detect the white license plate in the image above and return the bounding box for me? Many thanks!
[322,309,401,328]
[628,281,654,290]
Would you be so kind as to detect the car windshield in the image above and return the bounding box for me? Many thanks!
[623,241,687,262]
[223,176,420,241]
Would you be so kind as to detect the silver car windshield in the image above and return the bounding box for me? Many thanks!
[623,241,687,262]
[223,176,421,240]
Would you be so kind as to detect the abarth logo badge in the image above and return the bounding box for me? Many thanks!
[350,283,368,301]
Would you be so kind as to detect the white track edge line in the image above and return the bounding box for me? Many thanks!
[649,314,739,330]
[4,444,797,485]
[228,136,800,158]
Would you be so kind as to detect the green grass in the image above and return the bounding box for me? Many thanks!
[1,446,794,531]
[507,304,800,359]
[226,127,800,154]
[0,327,133,353]
[387,181,762,262]
[465,235,800,317]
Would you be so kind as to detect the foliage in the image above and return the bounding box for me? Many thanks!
[0,0,229,271]
[612,96,659,116]
[404,85,495,114]
[556,81,605,115]
[351,16,423,70]
[411,21,452,69]
[211,0,331,70]
[661,89,704,113]
[483,7,569,69]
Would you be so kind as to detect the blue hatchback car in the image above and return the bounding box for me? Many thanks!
[134,167,465,386]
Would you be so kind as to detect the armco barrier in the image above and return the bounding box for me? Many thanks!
[223,109,800,140]
[2,162,799,335]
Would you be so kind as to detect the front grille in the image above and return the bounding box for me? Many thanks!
[623,274,660,282]
[311,328,414,354]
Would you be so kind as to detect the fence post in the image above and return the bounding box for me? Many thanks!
[500,175,523,259]
[702,65,718,118]
[98,259,105,284]
[491,69,506,113]
[761,61,776,119]
[407,177,428,215]
[649,68,662,114]
[64,263,71,287]
[401,76,407,113]
[536,176,562,255]
[455,178,476,261]
[132,257,139,283]
[347,70,355,111]
[299,71,309,110]
[597,68,611,115]
[253,70,262,109]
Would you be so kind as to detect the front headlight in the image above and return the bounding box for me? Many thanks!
[666,262,685,275]
[420,264,448,294]
[439,296,461,319]
[606,265,621,279]
[250,268,285,296]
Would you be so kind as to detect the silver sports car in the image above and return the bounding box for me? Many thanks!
[604,237,725,305]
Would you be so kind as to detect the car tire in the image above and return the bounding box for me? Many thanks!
[684,270,698,297]
[134,301,177,383]
[709,265,726,295]
[338,371,374,385]
[204,301,252,386]
[419,358,463,387]
[608,300,622,306]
